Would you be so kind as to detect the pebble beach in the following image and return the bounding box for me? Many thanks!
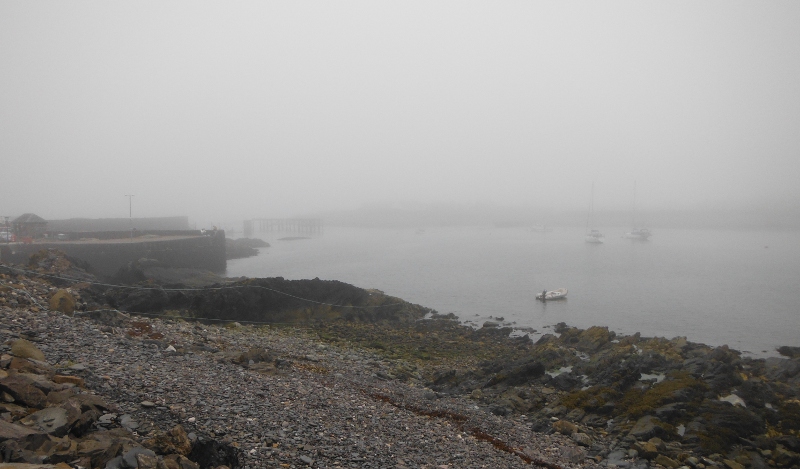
[1,270,602,469]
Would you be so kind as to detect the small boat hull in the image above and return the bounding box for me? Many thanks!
[536,288,568,301]
[624,228,652,240]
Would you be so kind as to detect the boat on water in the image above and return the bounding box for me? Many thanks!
[623,227,652,240]
[585,182,604,243]
[623,181,651,241]
[536,288,568,301]
[531,224,553,233]
[585,229,605,243]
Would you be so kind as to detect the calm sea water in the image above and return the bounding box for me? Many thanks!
[226,226,800,358]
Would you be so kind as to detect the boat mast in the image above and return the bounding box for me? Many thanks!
[631,180,637,229]
[587,181,594,232]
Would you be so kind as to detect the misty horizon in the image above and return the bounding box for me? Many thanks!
[2,2,799,224]
[28,199,800,233]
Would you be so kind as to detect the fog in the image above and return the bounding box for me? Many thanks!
[2,2,800,228]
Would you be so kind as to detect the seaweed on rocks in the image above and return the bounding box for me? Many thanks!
[5,260,800,467]
[188,435,242,469]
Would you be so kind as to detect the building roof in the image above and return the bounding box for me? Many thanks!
[13,213,47,224]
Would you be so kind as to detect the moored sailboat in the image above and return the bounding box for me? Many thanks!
[585,182,604,243]
[623,181,651,240]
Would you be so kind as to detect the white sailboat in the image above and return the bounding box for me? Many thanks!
[623,181,651,240]
[585,182,604,243]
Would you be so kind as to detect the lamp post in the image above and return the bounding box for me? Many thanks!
[125,194,134,241]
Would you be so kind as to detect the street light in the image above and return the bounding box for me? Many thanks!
[125,195,134,241]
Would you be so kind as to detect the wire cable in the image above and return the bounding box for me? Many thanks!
[0,264,407,309]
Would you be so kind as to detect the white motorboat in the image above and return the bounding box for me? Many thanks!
[536,288,568,301]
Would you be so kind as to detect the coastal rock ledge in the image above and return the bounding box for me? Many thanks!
[0,253,798,469]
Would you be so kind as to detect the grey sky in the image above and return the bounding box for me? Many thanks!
[2,1,799,225]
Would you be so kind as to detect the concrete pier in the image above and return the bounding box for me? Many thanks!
[245,218,323,236]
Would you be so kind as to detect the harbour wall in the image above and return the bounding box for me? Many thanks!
[0,230,226,277]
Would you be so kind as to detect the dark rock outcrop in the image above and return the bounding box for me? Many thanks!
[103,277,428,324]
[225,237,269,260]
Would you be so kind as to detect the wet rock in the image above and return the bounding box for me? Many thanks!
[568,326,615,353]
[122,446,157,467]
[773,435,800,453]
[562,445,587,463]
[136,452,160,469]
[632,440,659,459]
[580,413,607,428]
[186,437,240,469]
[655,454,681,468]
[164,454,200,469]
[225,238,269,260]
[628,415,669,440]
[777,346,800,358]
[571,432,593,446]
[733,378,777,408]
[772,444,800,467]
[764,357,800,381]
[698,400,765,451]
[119,414,138,431]
[655,402,685,419]
[551,373,581,391]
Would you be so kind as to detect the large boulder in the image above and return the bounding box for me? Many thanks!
[628,415,672,440]
[19,407,72,437]
[10,339,46,362]
[0,374,48,409]
[0,418,42,441]
[49,289,76,314]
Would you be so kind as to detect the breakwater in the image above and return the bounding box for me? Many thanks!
[0,230,226,277]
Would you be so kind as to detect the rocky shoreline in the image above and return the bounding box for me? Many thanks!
[0,250,798,469]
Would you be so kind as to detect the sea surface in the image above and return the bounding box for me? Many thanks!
[226,226,800,358]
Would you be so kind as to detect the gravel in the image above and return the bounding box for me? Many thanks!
[1,301,606,469]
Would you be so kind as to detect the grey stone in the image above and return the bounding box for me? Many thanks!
[628,415,667,440]
[123,446,157,468]
[563,446,587,463]
[120,414,139,430]
[571,432,593,446]
[606,449,632,468]
[105,455,125,469]
[0,418,42,440]
[19,406,70,436]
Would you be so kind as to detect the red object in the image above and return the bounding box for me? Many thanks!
[22,237,33,244]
